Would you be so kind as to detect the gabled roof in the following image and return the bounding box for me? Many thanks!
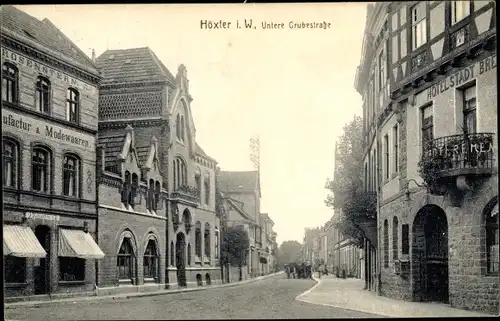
[1,5,97,70]
[98,134,127,170]
[195,142,217,163]
[95,47,175,86]
[217,170,259,194]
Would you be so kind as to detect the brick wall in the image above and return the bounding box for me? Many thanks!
[97,207,167,287]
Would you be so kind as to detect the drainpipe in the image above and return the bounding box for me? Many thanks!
[95,146,101,292]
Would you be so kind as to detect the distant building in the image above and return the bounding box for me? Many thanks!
[2,5,103,298]
[217,170,264,277]
[355,1,498,314]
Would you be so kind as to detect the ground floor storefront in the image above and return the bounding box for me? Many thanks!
[4,209,104,298]
[378,179,499,314]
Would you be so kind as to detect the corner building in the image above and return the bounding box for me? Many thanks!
[95,48,221,290]
[356,1,498,314]
[2,6,103,298]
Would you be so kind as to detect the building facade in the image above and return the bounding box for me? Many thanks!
[2,5,104,298]
[355,1,498,314]
[95,47,221,289]
[217,170,264,277]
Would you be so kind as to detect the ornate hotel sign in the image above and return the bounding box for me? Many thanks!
[3,109,95,151]
[1,47,97,95]
[426,54,497,100]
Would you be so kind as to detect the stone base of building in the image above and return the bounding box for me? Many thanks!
[378,178,499,315]
[166,266,222,289]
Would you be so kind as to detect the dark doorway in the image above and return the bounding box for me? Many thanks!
[34,225,51,295]
[412,205,449,303]
[176,232,187,287]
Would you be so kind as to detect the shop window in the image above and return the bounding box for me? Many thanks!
[4,256,26,283]
[32,146,50,193]
[3,138,19,188]
[62,154,79,197]
[35,76,51,114]
[66,88,79,124]
[143,239,158,281]
[2,62,18,103]
[59,257,85,281]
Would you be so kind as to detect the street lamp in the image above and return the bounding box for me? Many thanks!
[404,178,425,202]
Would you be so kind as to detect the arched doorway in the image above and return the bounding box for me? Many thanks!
[34,225,51,294]
[411,205,449,303]
[176,232,187,287]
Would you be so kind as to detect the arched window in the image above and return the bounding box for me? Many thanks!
[214,227,219,259]
[204,223,211,258]
[66,88,79,123]
[187,244,192,266]
[170,241,175,266]
[36,76,51,114]
[2,63,18,103]
[148,178,155,211]
[195,221,202,257]
[195,168,201,199]
[63,154,79,197]
[32,146,50,192]
[130,173,139,208]
[117,238,134,281]
[204,172,210,205]
[180,115,185,141]
[392,216,398,260]
[486,201,499,274]
[122,171,131,207]
[176,114,181,139]
[155,181,161,211]
[3,138,19,188]
[383,219,389,268]
[172,160,177,190]
[173,157,187,190]
[143,239,158,282]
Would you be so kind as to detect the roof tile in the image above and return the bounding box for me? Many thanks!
[217,171,259,193]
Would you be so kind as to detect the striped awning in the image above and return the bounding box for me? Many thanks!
[58,229,105,259]
[3,225,47,258]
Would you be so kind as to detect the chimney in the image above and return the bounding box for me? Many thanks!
[91,49,96,63]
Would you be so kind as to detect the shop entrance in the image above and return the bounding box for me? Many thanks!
[34,225,51,295]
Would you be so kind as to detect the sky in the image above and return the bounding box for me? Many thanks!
[16,3,366,246]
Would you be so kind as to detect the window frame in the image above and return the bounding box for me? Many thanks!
[4,256,26,284]
[384,134,390,180]
[36,76,51,114]
[3,138,20,188]
[402,224,410,255]
[2,62,19,104]
[195,223,202,257]
[66,88,80,124]
[463,85,477,135]
[62,154,80,198]
[378,49,386,92]
[204,173,210,205]
[117,238,134,281]
[421,105,434,154]
[451,0,471,25]
[486,201,499,275]
[31,146,51,193]
[393,124,399,174]
[411,2,428,50]
[143,239,158,281]
[204,224,211,258]
[383,219,389,268]
[392,217,399,261]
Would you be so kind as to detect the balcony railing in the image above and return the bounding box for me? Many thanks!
[170,185,200,204]
[423,133,495,177]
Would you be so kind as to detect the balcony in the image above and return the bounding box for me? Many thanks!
[421,133,495,193]
[170,185,200,206]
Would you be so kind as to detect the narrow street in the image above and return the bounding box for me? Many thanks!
[5,275,378,320]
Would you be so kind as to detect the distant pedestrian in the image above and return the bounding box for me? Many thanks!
[291,265,297,279]
[285,265,290,279]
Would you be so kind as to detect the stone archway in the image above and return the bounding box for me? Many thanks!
[411,205,449,303]
[176,232,187,287]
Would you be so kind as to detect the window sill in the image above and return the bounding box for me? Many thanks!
[5,282,28,288]
[59,280,85,286]
[118,279,133,285]
[143,277,158,283]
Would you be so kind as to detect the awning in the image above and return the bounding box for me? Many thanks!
[58,229,105,259]
[3,225,47,258]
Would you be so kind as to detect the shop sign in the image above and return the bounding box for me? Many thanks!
[25,212,60,222]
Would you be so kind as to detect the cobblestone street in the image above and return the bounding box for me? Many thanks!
[5,275,378,320]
